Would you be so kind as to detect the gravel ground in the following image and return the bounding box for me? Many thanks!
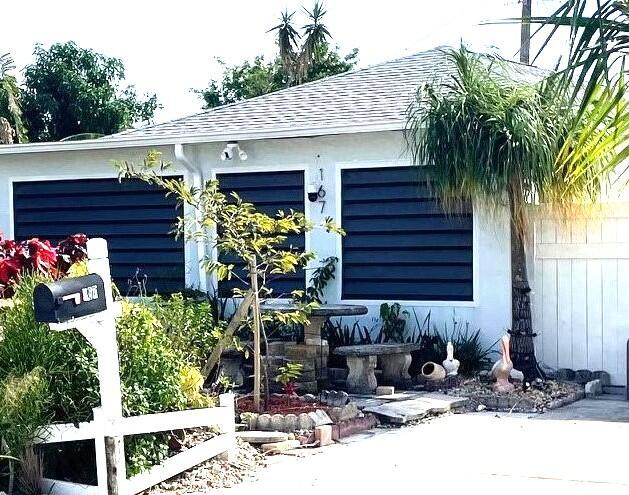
[147,438,265,494]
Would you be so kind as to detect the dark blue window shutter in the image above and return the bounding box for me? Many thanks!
[341,166,473,301]
[12,177,185,294]
[216,170,305,299]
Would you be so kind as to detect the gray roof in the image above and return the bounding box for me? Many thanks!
[110,47,545,142]
[0,47,547,156]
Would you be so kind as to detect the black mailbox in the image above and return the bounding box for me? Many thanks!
[33,274,108,323]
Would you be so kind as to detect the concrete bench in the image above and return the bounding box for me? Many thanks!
[334,343,422,394]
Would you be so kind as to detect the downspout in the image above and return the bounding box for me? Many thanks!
[174,143,209,293]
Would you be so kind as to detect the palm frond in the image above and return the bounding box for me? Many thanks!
[406,45,629,236]
[0,53,28,143]
[269,10,300,84]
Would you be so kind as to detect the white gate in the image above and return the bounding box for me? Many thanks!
[531,205,629,386]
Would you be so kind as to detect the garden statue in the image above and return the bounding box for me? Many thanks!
[492,335,515,393]
[442,341,460,376]
[421,362,447,381]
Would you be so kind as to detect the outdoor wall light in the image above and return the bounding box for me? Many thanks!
[220,142,248,161]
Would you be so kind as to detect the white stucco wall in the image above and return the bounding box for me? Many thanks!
[0,131,512,347]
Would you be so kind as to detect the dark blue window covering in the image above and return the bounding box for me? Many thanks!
[341,166,473,301]
[216,170,305,299]
[12,177,184,294]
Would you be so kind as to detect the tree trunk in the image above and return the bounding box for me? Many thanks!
[507,186,546,382]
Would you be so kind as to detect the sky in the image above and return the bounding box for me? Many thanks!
[2,0,568,124]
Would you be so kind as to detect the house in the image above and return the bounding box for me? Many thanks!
[1,47,627,387]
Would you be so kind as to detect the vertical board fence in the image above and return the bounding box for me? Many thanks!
[531,205,629,386]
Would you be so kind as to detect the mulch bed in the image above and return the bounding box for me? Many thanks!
[443,378,584,413]
[236,395,328,415]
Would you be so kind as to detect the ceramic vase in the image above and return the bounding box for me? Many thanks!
[421,361,447,381]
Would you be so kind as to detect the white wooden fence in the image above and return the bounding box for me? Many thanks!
[34,394,236,495]
[531,205,629,386]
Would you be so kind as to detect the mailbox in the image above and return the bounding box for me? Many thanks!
[33,274,108,323]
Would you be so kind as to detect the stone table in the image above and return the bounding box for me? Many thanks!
[260,303,368,392]
[334,343,422,394]
[260,303,368,344]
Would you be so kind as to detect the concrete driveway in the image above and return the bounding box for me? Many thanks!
[218,398,629,495]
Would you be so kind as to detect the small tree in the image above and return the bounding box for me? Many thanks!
[117,152,343,410]
[407,46,629,381]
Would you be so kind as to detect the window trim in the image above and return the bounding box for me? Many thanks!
[210,164,310,300]
[335,161,480,307]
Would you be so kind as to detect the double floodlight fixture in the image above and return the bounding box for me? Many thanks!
[221,142,248,161]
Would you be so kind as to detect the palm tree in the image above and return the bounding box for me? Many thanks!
[269,1,332,86]
[0,53,27,144]
[406,46,629,381]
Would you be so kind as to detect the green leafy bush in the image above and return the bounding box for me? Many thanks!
[0,274,221,480]
[0,368,49,457]
[151,293,232,368]
[117,301,187,416]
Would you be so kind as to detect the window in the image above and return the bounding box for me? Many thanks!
[341,166,473,301]
[216,170,306,298]
[13,177,184,294]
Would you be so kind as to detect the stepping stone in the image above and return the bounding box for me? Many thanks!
[364,401,430,424]
[261,439,301,453]
[420,392,470,409]
[352,398,386,410]
[236,431,289,444]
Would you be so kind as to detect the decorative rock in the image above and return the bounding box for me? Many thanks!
[556,368,576,381]
[329,403,359,423]
[510,369,524,382]
[574,369,593,384]
[592,370,611,387]
[315,425,333,446]
[257,414,271,431]
[236,431,289,444]
[261,439,301,453]
[298,412,315,430]
[326,390,350,407]
[585,379,603,397]
[270,414,285,432]
[301,393,318,403]
[308,409,333,427]
[283,414,298,433]
[376,385,395,395]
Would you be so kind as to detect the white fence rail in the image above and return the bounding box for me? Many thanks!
[34,393,236,495]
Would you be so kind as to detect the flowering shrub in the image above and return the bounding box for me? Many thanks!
[0,234,88,297]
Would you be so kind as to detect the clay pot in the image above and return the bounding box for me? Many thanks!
[421,362,447,381]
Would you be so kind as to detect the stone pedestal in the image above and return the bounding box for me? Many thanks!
[379,353,412,385]
[346,355,377,394]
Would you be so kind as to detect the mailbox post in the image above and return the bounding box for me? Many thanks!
[33,238,125,495]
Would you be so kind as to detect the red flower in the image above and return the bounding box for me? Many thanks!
[0,239,23,257]
[0,257,22,285]
[27,238,57,272]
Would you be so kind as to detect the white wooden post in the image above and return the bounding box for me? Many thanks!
[86,238,126,495]
[219,393,237,461]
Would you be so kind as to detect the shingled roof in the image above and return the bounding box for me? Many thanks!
[113,47,549,142]
[0,47,546,155]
